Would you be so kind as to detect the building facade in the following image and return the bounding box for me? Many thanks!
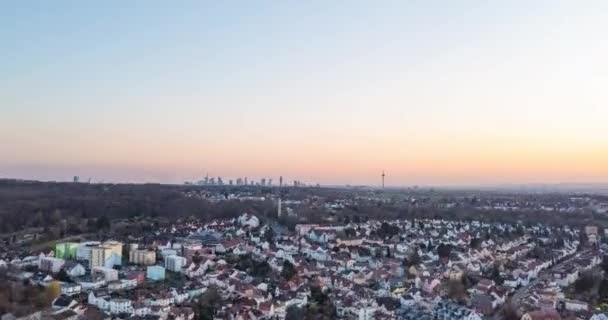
[146,265,166,281]
[39,257,65,273]
[129,249,156,265]
[165,255,187,272]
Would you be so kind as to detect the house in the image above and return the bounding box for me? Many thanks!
[564,299,588,312]
[521,309,561,320]
[306,246,330,261]
[30,272,54,285]
[76,276,106,290]
[238,214,260,228]
[585,225,599,244]
[308,230,335,243]
[504,275,520,288]
[469,279,494,295]
[49,309,79,320]
[215,238,243,254]
[171,289,190,304]
[109,298,133,314]
[52,295,78,310]
[471,294,493,316]
[184,263,207,278]
[63,262,86,278]
[422,278,441,294]
[233,245,250,256]
[92,266,118,281]
[132,302,150,317]
[107,278,138,291]
[168,307,195,320]
[60,282,82,296]
[126,271,146,286]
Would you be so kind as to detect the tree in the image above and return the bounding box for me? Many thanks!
[46,281,61,303]
[574,271,595,294]
[470,237,481,249]
[281,260,296,281]
[285,305,305,320]
[437,243,452,260]
[515,225,525,236]
[601,256,608,274]
[491,264,504,285]
[579,228,588,246]
[447,279,466,301]
[344,228,356,238]
[264,226,275,244]
[599,278,608,300]
[57,269,72,283]
[379,222,400,238]
[192,252,203,265]
[343,215,351,225]
[501,300,520,320]
[96,216,111,230]
[406,250,421,267]
[195,287,222,320]
[307,286,336,320]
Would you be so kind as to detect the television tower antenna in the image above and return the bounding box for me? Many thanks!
[381,170,386,189]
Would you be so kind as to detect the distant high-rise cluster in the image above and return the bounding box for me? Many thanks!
[196,175,278,187]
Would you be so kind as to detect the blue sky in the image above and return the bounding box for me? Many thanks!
[1,1,607,185]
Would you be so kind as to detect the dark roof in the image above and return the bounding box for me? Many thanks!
[52,295,74,308]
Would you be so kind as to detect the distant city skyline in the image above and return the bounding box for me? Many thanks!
[2,1,608,186]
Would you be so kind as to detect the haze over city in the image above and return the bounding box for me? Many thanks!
[2,1,607,185]
[6,2,608,320]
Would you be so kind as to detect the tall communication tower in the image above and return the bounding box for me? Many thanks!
[381,170,386,189]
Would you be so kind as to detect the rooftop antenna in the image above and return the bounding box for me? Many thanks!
[381,170,386,189]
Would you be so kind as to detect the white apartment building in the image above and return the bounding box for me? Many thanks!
[129,249,156,265]
[165,255,187,272]
[76,241,101,261]
[39,257,65,273]
[90,241,123,268]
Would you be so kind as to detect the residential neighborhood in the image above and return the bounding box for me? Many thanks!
[1,208,607,320]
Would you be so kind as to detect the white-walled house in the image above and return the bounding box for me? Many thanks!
[64,262,86,278]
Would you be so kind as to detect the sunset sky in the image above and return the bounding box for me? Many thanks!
[1,1,607,186]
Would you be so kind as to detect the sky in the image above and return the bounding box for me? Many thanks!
[1,1,607,186]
